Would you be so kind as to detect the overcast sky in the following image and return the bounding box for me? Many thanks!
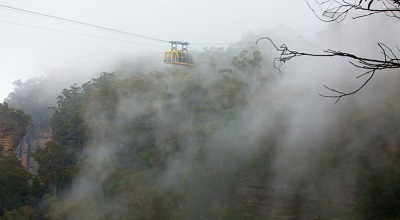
[0,0,327,101]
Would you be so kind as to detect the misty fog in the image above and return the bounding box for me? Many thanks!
[1,1,400,219]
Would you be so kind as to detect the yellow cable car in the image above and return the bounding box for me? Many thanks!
[164,41,194,66]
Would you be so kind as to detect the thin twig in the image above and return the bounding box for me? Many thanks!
[257,37,400,103]
[306,0,400,22]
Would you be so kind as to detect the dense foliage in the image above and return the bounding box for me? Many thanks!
[1,45,400,219]
[0,104,42,218]
[0,154,32,216]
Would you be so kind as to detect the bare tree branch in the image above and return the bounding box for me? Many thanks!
[307,0,400,21]
[256,37,400,102]
[257,1,399,102]
[320,70,375,103]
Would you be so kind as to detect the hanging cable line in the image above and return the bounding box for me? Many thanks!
[0,4,257,47]
[0,4,260,66]
[191,42,255,45]
[0,20,168,48]
[0,4,169,43]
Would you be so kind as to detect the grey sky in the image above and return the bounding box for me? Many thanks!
[0,0,327,101]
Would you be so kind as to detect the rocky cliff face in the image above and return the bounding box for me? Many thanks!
[0,103,30,157]
[17,128,52,173]
[0,121,27,156]
[0,103,52,173]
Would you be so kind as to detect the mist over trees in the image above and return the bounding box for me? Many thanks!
[0,2,400,218]
[1,38,399,219]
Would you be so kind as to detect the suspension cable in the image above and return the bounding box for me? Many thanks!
[0,4,169,43]
[0,4,258,48]
[0,20,168,48]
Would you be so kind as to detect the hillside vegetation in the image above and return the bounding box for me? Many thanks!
[1,45,400,219]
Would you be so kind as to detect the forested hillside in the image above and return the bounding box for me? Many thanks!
[1,42,400,219]
[0,103,37,218]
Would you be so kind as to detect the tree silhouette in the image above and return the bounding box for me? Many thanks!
[308,0,400,22]
[258,0,400,102]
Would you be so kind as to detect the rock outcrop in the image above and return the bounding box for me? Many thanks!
[17,128,52,173]
[0,103,30,157]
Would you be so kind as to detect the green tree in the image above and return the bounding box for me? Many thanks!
[6,77,54,131]
[0,154,32,215]
[2,206,38,220]
[82,72,120,117]
[50,85,86,151]
[231,50,263,73]
[32,140,77,197]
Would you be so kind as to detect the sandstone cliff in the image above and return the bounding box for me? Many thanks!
[0,103,30,157]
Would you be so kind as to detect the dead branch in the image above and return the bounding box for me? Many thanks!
[306,0,400,22]
[256,37,400,103]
